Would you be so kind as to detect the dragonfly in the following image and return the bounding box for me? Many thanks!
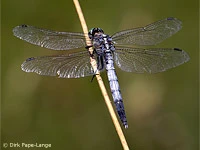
[13,17,190,128]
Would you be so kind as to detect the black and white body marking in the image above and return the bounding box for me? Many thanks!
[89,28,128,128]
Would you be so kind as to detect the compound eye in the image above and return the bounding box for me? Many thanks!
[88,28,94,39]
[98,28,104,33]
[88,34,92,39]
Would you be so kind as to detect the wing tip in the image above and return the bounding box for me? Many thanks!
[174,48,190,63]
[13,24,29,38]
[166,17,180,22]
[26,57,36,62]
[174,48,182,51]
[167,17,176,20]
[21,57,36,72]
[166,17,182,31]
[13,24,28,30]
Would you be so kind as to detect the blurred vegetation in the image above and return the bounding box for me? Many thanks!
[1,0,199,150]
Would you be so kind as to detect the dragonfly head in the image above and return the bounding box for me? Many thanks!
[88,28,104,39]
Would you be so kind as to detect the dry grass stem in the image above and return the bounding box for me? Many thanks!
[73,0,129,149]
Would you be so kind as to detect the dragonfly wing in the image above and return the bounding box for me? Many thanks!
[112,17,182,46]
[21,51,96,78]
[13,25,87,50]
[114,47,190,73]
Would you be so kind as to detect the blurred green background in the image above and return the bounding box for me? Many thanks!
[1,0,199,150]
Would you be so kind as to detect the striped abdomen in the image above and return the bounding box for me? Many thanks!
[105,51,128,128]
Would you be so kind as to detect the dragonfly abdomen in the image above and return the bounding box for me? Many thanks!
[107,69,128,128]
[105,52,128,128]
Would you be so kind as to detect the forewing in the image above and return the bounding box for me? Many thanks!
[112,17,182,46]
[114,47,190,73]
[13,25,87,50]
[21,51,95,78]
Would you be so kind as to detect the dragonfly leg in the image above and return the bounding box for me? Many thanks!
[90,74,96,82]
[86,45,94,58]
[90,55,102,82]
[85,45,93,49]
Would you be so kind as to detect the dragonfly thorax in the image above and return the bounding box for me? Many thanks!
[88,28,115,54]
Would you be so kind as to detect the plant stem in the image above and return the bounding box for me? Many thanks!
[73,0,129,149]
